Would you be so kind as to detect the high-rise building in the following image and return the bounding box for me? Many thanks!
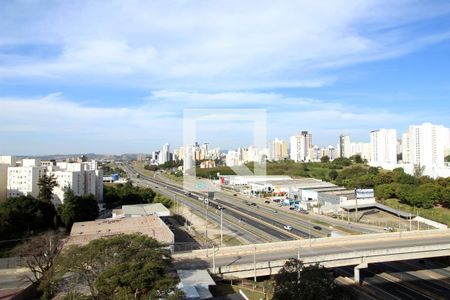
[290,131,312,162]
[402,123,448,168]
[350,142,371,160]
[370,129,397,164]
[339,135,351,158]
[271,138,288,161]
[159,143,170,164]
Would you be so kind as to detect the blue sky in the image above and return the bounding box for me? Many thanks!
[1,0,450,155]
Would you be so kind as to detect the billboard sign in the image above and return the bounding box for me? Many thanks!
[356,188,374,199]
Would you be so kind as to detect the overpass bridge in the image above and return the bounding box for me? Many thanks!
[173,229,450,283]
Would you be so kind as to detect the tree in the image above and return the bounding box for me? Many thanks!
[320,155,330,163]
[350,154,363,164]
[52,234,182,299]
[414,165,426,177]
[14,231,65,283]
[445,155,450,163]
[441,187,450,208]
[60,189,99,230]
[38,174,58,203]
[0,195,57,239]
[328,170,338,181]
[273,259,353,300]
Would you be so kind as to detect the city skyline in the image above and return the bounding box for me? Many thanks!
[1,1,450,154]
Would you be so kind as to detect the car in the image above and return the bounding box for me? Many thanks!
[250,202,257,206]
[233,193,238,196]
[273,210,278,213]
[284,225,293,231]
[313,225,322,230]
[384,227,394,232]
[289,207,295,210]
[264,200,271,204]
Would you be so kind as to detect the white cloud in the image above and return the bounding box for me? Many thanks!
[0,91,424,154]
[1,0,449,89]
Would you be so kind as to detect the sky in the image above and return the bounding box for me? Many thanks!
[1,0,450,155]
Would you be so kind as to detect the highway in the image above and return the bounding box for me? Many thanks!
[126,163,339,239]
[337,259,450,300]
[123,164,295,243]
[146,166,384,236]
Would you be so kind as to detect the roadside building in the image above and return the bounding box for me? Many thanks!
[112,203,171,218]
[65,215,174,249]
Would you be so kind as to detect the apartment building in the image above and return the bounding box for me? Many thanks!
[370,129,397,164]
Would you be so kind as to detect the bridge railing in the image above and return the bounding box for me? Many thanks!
[174,228,450,259]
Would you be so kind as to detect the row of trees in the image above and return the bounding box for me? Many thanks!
[103,181,173,209]
[15,232,182,300]
[333,166,450,208]
[16,232,353,300]
[0,174,99,240]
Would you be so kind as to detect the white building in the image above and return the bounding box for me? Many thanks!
[350,142,371,160]
[370,129,397,164]
[0,156,17,166]
[290,131,312,162]
[271,138,288,161]
[0,156,16,201]
[7,166,43,198]
[402,123,449,168]
[159,143,170,164]
[339,135,351,158]
[6,159,103,206]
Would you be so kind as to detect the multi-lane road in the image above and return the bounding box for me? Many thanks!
[123,163,450,300]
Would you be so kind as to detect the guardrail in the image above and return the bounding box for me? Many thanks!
[173,228,450,259]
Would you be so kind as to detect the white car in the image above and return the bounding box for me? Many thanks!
[284,225,293,231]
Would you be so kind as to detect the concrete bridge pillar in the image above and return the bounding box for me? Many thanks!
[354,262,368,284]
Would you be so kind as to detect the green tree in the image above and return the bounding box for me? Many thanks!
[441,187,450,208]
[320,155,330,163]
[328,170,339,181]
[52,234,182,299]
[0,195,57,239]
[60,189,99,230]
[273,259,353,300]
[446,155,450,163]
[38,174,58,203]
[350,154,363,164]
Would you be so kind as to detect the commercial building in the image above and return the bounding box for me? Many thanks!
[65,215,174,249]
[290,131,313,162]
[112,203,171,218]
[370,129,397,164]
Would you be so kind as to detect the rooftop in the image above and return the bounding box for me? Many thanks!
[120,203,170,217]
[66,215,174,247]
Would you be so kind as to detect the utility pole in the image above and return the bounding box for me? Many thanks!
[253,246,257,283]
[205,197,209,250]
[220,208,223,248]
[409,213,412,231]
[212,244,216,273]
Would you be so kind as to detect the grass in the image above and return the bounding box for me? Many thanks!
[382,198,450,226]
[212,234,243,247]
[230,286,266,300]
